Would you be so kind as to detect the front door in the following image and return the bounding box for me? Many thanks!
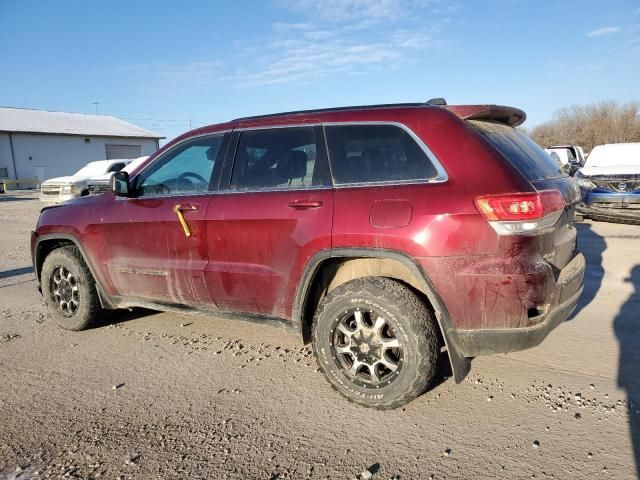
[101,133,228,306]
[204,125,333,319]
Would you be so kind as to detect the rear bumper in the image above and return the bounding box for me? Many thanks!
[454,252,585,356]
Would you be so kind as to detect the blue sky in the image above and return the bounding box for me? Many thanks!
[1,0,639,142]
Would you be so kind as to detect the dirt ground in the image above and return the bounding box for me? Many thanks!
[0,191,639,480]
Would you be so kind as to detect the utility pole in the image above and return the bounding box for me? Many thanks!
[189,115,192,129]
[93,102,99,114]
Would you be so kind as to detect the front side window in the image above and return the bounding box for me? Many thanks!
[230,127,328,190]
[325,124,439,185]
[136,135,224,197]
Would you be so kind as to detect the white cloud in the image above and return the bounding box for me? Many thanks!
[118,1,453,90]
[272,22,314,32]
[276,0,406,23]
[586,26,621,37]
[233,40,404,86]
[227,0,449,86]
[119,62,219,86]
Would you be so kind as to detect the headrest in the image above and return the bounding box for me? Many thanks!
[288,150,308,179]
[277,150,308,180]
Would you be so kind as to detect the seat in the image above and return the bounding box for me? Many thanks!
[277,150,308,185]
[361,147,385,182]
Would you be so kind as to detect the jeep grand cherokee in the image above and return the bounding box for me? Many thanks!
[31,100,585,409]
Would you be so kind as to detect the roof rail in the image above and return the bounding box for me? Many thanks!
[232,103,429,122]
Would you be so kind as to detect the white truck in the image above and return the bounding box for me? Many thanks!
[86,156,148,195]
[39,159,138,204]
[544,145,586,175]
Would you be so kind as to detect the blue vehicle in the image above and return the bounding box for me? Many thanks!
[575,143,640,224]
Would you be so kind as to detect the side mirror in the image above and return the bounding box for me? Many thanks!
[110,171,131,197]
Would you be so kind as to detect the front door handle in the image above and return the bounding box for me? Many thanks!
[173,204,199,237]
[288,200,323,210]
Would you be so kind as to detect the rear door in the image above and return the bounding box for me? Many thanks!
[101,133,228,306]
[203,125,333,318]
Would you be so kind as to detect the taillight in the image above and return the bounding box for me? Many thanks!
[474,190,566,235]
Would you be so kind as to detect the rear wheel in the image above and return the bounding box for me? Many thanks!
[41,245,102,330]
[311,277,439,409]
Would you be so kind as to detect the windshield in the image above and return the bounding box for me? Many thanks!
[584,143,640,168]
[123,156,148,173]
[74,161,112,177]
[470,120,567,180]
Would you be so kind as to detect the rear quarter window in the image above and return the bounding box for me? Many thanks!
[325,124,440,185]
[470,120,567,180]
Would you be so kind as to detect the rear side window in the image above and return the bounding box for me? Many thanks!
[470,120,566,180]
[230,127,330,190]
[325,124,439,185]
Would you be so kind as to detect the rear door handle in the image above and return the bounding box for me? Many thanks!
[288,200,323,210]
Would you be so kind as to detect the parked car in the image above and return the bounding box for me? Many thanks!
[39,159,134,204]
[31,100,585,409]
[544,145,586,176]
[575,142,640,224]
[86,157,149,195]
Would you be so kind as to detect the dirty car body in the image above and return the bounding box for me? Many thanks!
[575,143,640,225]
[31,101,586,408]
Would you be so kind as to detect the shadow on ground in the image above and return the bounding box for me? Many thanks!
[0,195,35,203]
[614,265,640,476]
[92,307,160,329]
[571,223,606,318]
[573,221,639,472]
[0,267,34,280]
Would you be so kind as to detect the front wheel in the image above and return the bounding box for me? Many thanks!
[311,277,439,409]
[41,245,102,330]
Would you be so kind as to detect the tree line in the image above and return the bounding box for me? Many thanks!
[526,101,640,153]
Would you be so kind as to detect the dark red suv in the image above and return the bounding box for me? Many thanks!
[31,101,585,409]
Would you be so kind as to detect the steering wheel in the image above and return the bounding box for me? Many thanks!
[178,172,209,189]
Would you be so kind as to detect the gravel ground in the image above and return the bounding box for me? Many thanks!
[0,191,639,479]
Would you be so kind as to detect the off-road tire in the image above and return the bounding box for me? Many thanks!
[41,245,101,330]
[311,277,439,409]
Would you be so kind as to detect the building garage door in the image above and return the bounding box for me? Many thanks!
[105,144,142,159]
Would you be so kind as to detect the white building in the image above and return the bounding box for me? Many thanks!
[0,107,163,182]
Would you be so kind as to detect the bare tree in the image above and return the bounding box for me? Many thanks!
[528,101,640,152]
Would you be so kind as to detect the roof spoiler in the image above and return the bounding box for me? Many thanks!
[443,105,526,127]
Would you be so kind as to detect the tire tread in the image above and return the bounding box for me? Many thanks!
[41,245,101,330]
[311,277,439,409]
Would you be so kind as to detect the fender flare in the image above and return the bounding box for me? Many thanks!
[34,233,115,309]
[293,248,471,383]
